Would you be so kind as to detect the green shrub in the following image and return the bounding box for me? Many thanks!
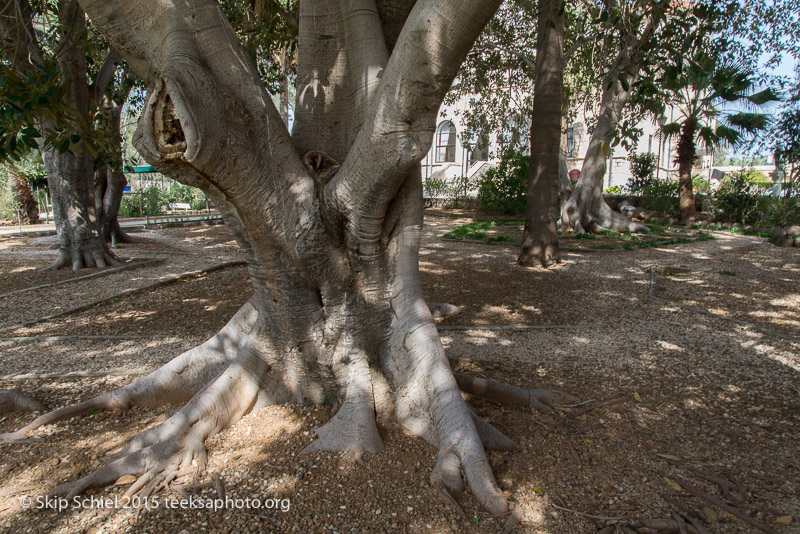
[714,170,764,224]
[627,152,657,188]
[423,177,449,199]
[711,170,799,226]
[118,185,207,217]
[625,152,677,214]
[624,172,679,216]
[604,185,623,194]
[693,175,711,194]
[476,151,527,216]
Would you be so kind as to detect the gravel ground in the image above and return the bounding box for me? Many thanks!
[0,215,798,533]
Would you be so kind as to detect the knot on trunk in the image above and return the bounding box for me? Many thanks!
[303,151,340,183]
[154,93,187,156]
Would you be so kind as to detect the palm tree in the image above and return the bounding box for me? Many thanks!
[657,51,779,221]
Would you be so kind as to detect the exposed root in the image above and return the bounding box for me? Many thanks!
[174,473,226,500]
[300,352,384,460]
[569,396,628,418]
[470,409,516,450]
[0,300,259,443]
[674,477,778,534]
[50,335,267,500]
[44,246,122,271]
[430,446,467,519]
[561,193,650,235]
[454,372,581,416]
[640,518,702,533]
[0,390,45,415]
[426,301,461,319]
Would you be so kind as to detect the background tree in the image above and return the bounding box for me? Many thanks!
[774,67,800,192]
[0,0,581,517]
[0,0,124,269]
[655,48,779,220]
[560,0,677,234]
[518,0,565,267]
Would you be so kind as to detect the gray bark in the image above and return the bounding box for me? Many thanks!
[518,0,564,267]
[4,0,512,515]
[560,74,649,233]
[7,169,39,224]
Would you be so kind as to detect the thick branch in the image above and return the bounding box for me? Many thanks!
[90,48,121,102]
[0,0,43,70]
[78,0,311,258]
[473,43,536,72]
[326,0,503,251]
[341,0,389,129]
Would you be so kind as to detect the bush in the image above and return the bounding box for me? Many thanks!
[693,175,711,194]
[713,170,779,225]
[476,151,528,216]
[627,152,657,189]
[118,185,207,217]
[604,185,623,194]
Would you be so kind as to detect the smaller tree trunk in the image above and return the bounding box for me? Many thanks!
[558,151,572,213]
[8,169,39,224]
[44,145,119,269]
[95,97,135,246]
[518,0,564,267]
[41,0,119,270]
[677,119,697,221]
[95,165,131,246]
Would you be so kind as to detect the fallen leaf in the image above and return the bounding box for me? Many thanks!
[532,486,544,495]
[663,477,683,492]
[634,392,642,402]
[115,475,137,486]
[747,406,763,412]
[703,506,718,522]
[775,516,793,526]
[637,421,647,428]
[656,454,681,461]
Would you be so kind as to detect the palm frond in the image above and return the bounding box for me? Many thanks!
[747,88,781,106]
[725,112,771,134]
[697,125,718,148]
[715,124,742,145]
[661,122,682,137]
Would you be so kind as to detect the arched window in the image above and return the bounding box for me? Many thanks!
[435,121,456,162]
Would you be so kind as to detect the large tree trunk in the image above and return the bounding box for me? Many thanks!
[676,118,698,221]
[3,0,519,516]
[43,143,118,269]
[518,0,564,267]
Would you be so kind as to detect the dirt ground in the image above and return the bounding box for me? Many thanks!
[0,212,798,533]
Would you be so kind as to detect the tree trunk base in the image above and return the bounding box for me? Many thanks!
[1,299,514,515]
[44,236,121,271]
[561,190,649,234]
